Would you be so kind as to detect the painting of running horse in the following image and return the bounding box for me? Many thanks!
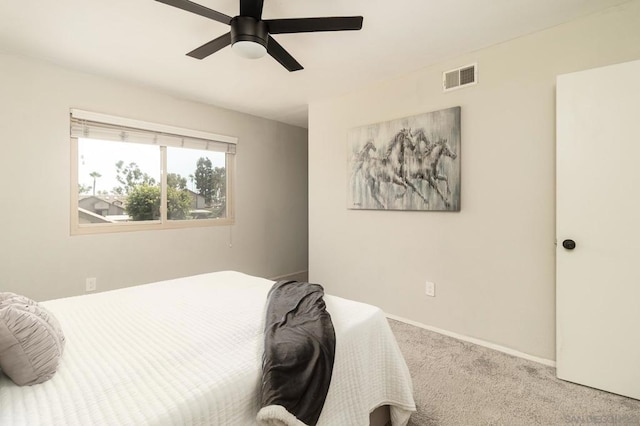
[348,106,461,211]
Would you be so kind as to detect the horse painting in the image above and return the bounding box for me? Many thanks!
[348,106,461,211]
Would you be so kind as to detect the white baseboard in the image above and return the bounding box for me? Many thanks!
[386,313,556,368]
[269,270,309,282]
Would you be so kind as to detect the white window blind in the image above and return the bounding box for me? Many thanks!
[70,109,237,153]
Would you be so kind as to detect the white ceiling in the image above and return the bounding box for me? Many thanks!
[0,0,631,128]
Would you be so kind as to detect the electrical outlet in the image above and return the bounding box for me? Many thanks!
[425,281,435,297]
[85,277,97,292]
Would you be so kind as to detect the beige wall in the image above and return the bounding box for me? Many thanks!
[0,54,308,301]
[308,1,640,360]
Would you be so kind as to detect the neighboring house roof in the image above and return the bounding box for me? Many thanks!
[79,196,126,214]
[78,207,113,223]
[79,195,127,204]
[185,189,205,198]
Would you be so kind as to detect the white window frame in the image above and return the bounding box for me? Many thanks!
[70,109,237,235]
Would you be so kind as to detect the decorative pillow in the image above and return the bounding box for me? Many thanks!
[0,292,66,386]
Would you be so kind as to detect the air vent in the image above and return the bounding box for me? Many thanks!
[443,63,477,92]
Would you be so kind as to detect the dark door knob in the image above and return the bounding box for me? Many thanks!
[562,239,576,250]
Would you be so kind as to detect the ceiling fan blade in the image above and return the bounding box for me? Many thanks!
[240,0,264,20]
[156,0,232,25]
[266,16,363,34]
[267,36,303,72]
[187,32,232,59]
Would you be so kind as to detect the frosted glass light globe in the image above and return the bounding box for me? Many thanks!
[232,41,267,59]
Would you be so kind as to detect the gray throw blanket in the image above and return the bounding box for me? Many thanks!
[256,280,336,426]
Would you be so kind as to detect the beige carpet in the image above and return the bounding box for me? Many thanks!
[388,319,640,426]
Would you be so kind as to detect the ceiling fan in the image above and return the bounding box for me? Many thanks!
[156,0,363,72]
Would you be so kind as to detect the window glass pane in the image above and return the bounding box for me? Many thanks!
[167,147,226,221]
[78,138,161,224]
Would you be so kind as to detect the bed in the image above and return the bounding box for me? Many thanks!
[0,271,415,425]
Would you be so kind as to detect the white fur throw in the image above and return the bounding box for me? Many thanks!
[0,293,65,386]
[257,405,308,426]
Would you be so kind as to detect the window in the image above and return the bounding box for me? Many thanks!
[70,109,236,235]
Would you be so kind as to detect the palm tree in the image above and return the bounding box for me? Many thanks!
[89,171,102,196]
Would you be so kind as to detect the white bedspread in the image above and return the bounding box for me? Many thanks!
[0,271,415,425]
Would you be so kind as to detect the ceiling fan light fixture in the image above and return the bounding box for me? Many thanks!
[232,40,267,59]
[157,0,363,71]
[230,16,268,59]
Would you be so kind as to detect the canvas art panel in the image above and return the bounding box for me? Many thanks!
[348,106,461,211]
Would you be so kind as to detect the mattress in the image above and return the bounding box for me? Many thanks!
[0,271,415,425]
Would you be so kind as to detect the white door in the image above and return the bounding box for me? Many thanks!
[556,59,640,400]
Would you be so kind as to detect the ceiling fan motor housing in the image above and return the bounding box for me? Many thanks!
[231,16,268,48]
